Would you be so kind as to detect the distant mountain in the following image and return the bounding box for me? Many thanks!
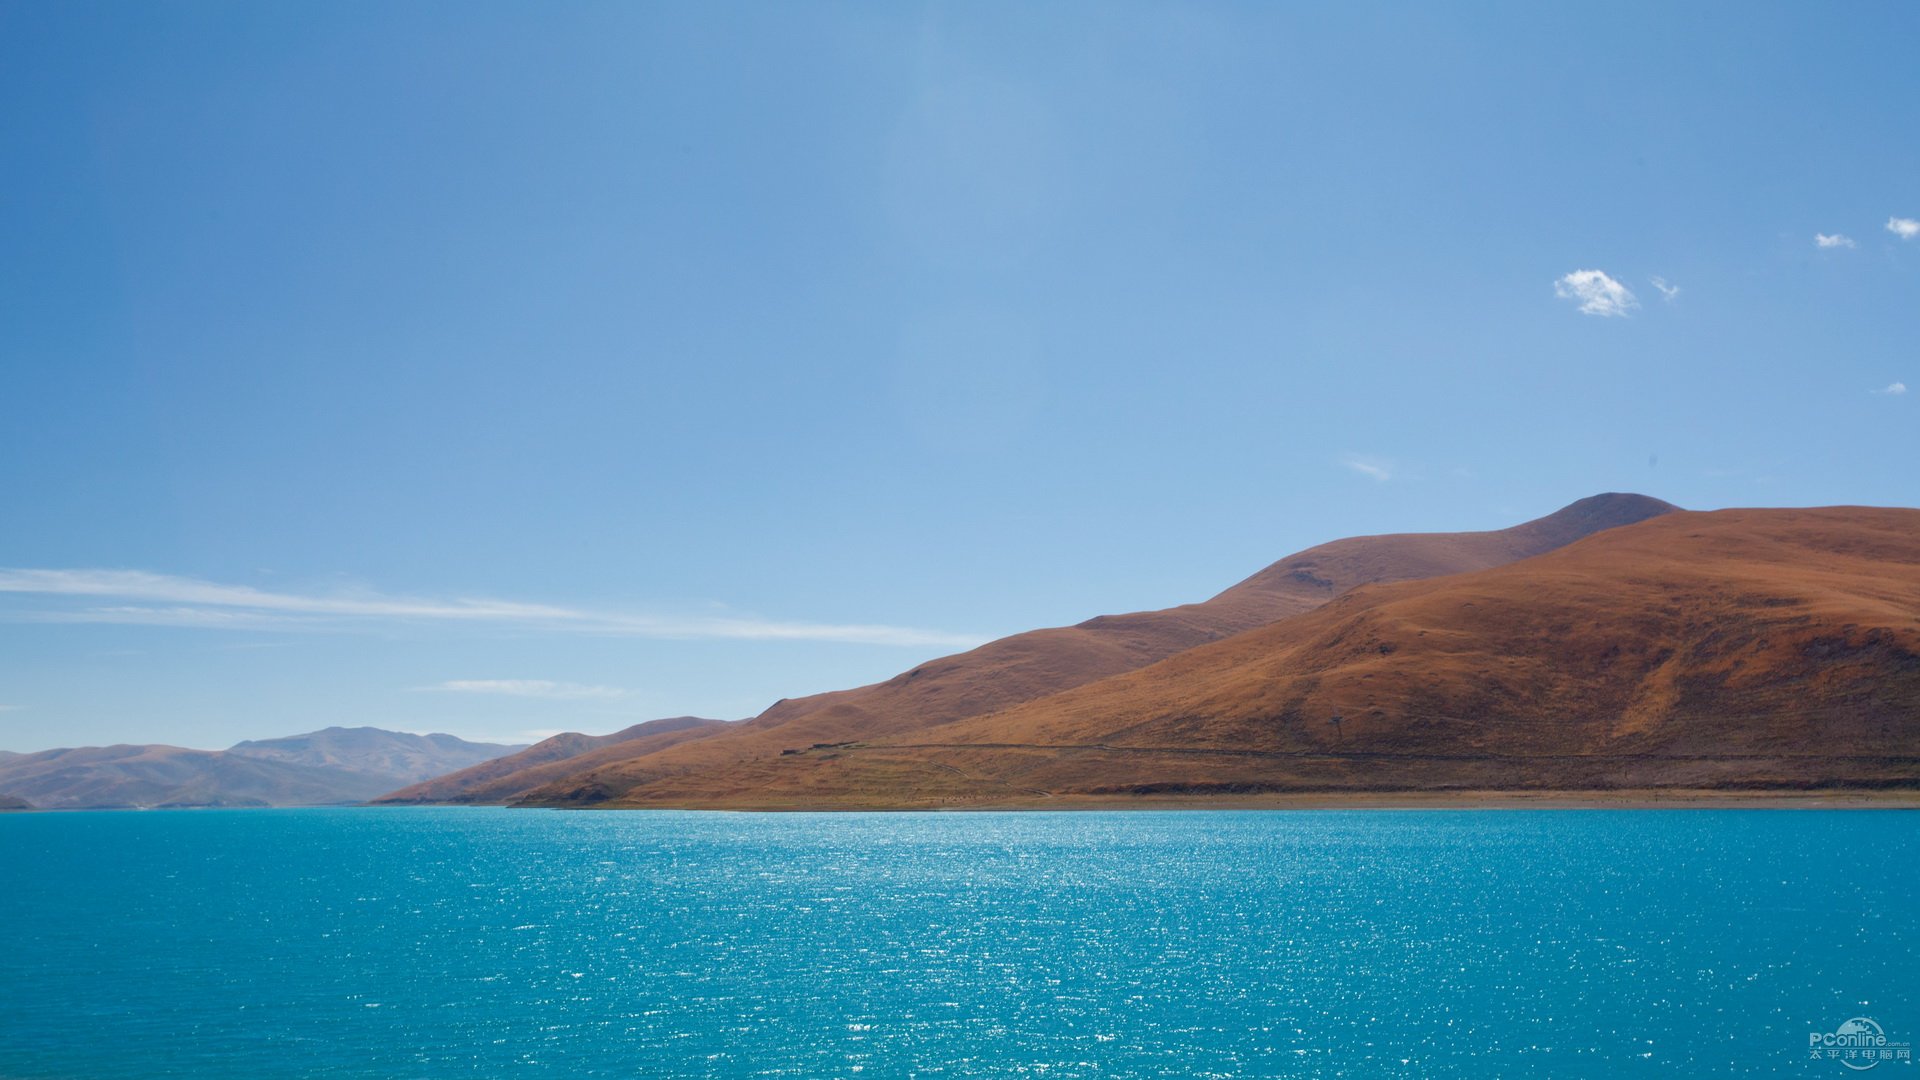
[461,494,1680,806]
[602,505,1918,806]
[0,792,32,810]
[0,728,525,810]
[374,717,730,804]
[228,726,522,785]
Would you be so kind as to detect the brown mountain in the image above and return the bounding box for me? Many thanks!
[747,493,1677,744]
[484,493,1679,806]
[374,716,729,804]
[602,505,1917,807]
[0,728,524,809]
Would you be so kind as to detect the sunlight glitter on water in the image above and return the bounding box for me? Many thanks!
[1,808,1913,1078]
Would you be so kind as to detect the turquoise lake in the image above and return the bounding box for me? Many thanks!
[1,808,1913,1078]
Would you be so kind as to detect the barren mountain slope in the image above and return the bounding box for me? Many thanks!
[545,506,1920,806]
[508,494,1680,805]
[375,717,728,804]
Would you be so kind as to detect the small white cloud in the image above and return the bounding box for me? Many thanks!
[1873,382,1907,396]
[416,679,628,701]
[0,704,18,713]
[1554,269,1638,317]
[1815,233,1856,249]
[1341,455,1393,483]
[1649,277,1680,302]
[1888,217,1920,241]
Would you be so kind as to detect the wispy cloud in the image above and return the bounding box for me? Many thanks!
[1341,455,1394,483]
[1649,276,1680,302]
[416,680,627,701]
[1888,217,1920,241]
[0,704,18,713]
[1815,233,1856,249]
[0,568,984,648]
[1554,269,1638,317]
[1873,382,1907,396]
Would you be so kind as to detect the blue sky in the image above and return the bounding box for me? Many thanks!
[2,2,1915,751]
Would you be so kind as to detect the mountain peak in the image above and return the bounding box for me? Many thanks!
[1215,492,1680,607]
[1512,493,1680,550]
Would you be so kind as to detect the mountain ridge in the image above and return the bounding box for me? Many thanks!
[0,728,525,809]
[374,717,730,805]
[557,505,1918,807]
[427,493,1683,806]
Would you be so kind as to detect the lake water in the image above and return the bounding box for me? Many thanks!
[1,808,1913,1078]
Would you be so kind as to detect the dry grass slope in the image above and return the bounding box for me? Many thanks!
[504,494,1691,807]
[663,506,1918,806]
[374,717,729,804]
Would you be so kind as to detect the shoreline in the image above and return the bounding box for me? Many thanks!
[548,788,1920,812]
[9,790,1920,813]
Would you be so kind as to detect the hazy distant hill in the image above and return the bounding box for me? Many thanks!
[374,717,730,804]
[0,792,32,810]
[0,728,524,810]
[580,505,1917,807]
[467,494,1681,806]
[228,726,522,785]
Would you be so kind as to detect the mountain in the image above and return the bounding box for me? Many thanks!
[744,493,1678,745]
[600,505,1916,806]
[467,493,1679,806]
[373,717,730,804]
[0,728,525,810]
[227,726,522,784]
[0,792,31,810]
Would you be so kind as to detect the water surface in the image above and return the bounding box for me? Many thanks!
[1,808,1912,1077]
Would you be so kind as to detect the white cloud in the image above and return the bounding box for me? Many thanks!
[1888,218,1920,240]
[1341,455,1393,483]
[1815,233,1856,249]
[416,680,627,701]
[1554,269,1638,317]
[0,568,984,648]
[1873,382,1907,396]
[0,704,18,713]
[1649,276,1680,302]
[0,569,575,621]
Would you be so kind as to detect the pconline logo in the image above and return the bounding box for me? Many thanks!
[1808,1017,1912,1071]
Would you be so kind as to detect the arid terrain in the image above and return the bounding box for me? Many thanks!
[682,506,1920,807]
[377,716,728,805]
[368,494,1920,808]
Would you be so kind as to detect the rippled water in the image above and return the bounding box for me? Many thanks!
[1,808,1913,1077]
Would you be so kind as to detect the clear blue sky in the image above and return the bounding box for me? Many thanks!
[2,2,1915,751]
